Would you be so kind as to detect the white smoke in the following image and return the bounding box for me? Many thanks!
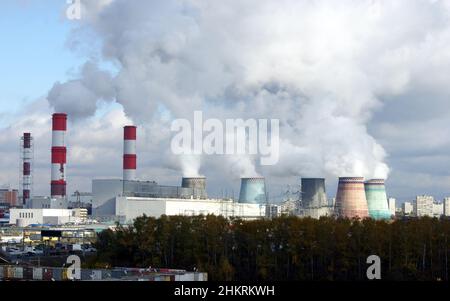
[47,0,450,179]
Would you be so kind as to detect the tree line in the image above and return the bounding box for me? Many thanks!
[90,215,450,281]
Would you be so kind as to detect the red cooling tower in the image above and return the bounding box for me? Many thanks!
[123,126,137,181]
[51,113,67,198]
[335,177,369,219]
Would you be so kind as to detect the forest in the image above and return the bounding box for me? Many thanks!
[89,215,450,281]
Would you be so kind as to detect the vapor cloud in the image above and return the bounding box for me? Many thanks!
[5,0,450,200]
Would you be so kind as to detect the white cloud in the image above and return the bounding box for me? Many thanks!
[3,0,450,201]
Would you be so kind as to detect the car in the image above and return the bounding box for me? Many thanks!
[7,248,24,256]
[82,245,97,253]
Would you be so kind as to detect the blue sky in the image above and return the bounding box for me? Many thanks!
[0,1,84,124]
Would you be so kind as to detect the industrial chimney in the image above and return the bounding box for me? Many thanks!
[123,126,137,182]
[51,113,67,198]
[181,177,207,198]
[335,177,369,219]
[21,133,33,205]
[301,178,327,209]
[364,179,391,220]
[238,177,267,204]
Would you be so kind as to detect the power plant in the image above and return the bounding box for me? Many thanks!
[9,112,401,226]
[238,177,267,204]
[335,177,369,219]
[364,179,391,220]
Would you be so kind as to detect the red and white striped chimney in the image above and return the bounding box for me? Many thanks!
[123,126,137,181]
[51,113,67,198]
[21,132,33,205]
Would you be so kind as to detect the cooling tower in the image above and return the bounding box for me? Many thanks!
[335,177,369,219]
[364,179,391,220]
[301,178,327,208]
[238,177,267,204]
[181,177,207,198]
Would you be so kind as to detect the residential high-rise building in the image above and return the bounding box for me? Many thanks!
[0,189,19,207]
[388,197,396,217]
[432,202,444,217]
[444,197,450,217]
[402,201,413,215]
[415,195,434,217]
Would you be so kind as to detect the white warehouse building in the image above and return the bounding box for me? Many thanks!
[9,208,85,227]
[115,197,267,224]
[92,179,270,223]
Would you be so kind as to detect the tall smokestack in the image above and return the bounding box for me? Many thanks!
[238,177,267,204]
[364,179,391,220]
[123,126,137,181]
[21,133,33,205]
[335,177,369,219]
[51,113,67,198]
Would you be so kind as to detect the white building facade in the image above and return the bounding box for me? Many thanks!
[388,198,396,216]
[115,197,267,224]
[415,195,434,217]
[402,202,414,216]
[432,202,444,218]
[9,209,84,227]
[444,197,450,217]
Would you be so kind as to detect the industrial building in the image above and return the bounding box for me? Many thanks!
[444,197,450,217]
[8,208,86,227]
[92,178,269,222]
[90,126,270,222]
[115,196,267,224]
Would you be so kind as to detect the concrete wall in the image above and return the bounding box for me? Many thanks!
[92,179,124,216]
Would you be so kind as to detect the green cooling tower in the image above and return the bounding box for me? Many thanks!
[364,179,391,220]
[238,177,267,204]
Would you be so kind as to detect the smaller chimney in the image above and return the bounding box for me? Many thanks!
[21,133,33,205]
[123,126,137,181]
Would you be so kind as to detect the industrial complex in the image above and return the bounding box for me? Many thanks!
[0,112,449,229]
[1,111,449,282]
